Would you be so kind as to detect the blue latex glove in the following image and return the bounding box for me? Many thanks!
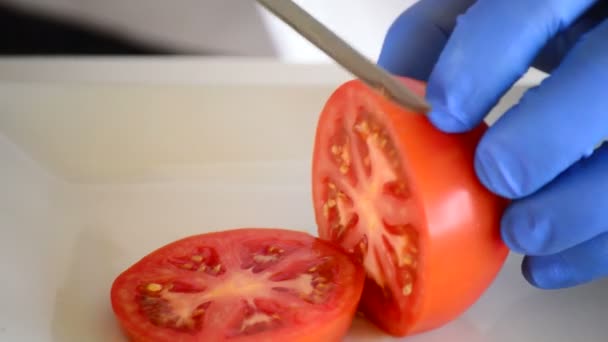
[378,0,608,290]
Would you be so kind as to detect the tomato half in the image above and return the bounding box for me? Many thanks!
[311,78,509,336]
[111,228,365,341]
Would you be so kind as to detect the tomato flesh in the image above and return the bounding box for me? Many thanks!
[312,78,508,336]
[320,109,421,308]
[111,228,365,341]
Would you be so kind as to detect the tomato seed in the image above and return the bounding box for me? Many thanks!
[331,145,341,155]
[146,283,163,292]
[354,120,369,135]
[327,199,336,208]
[339,164,349,174]
[402,283,413,296]
[400,253,413,267]
[322,203,329,219]
[191,255,203,263]
[340,147,350,164]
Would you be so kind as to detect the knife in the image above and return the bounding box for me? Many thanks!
[256,0,431,113]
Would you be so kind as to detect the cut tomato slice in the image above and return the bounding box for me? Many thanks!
[311,78,509,336]
[111,228,365,341]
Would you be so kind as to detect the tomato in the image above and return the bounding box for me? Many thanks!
[111,228,365,341]
[311,77,509,336]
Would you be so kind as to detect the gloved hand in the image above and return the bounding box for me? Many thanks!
[378,0,608,290]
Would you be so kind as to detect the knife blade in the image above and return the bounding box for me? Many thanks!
[256,0,431,113]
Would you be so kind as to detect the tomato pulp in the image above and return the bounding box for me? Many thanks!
[311,78,509,336]
[111,228,365,341]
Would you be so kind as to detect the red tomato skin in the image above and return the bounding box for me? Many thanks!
[311,78,509,337]
[110,228,366,342]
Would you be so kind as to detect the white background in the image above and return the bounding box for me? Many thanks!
[1,0,417,62]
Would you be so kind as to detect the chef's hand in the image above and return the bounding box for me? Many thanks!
[378,0,608,290]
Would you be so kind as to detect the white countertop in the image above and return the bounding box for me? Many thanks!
[2,58,598,342]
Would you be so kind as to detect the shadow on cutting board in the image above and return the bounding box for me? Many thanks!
[51,227,127,342]
[346,312,483,342]
[488,277,608,342]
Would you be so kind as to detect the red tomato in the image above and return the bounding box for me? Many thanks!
[311,78,509,336]
[111,228,365,341]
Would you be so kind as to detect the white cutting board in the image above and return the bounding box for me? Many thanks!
[0,58,604,342]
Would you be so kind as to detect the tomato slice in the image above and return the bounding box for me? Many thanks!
[111,228,365,341]
[311,78,509,336]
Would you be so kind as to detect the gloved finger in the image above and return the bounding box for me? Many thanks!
[522,232,608,289]
[425,0,597,133]
[532,1,608,73]
[501,143,608,256]
[474,18,608,199]
[377,0,475,81]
